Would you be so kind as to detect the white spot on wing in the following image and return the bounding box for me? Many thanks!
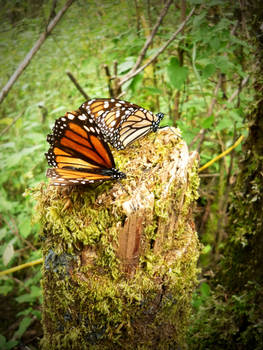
[78,114,87,121]
[67,113,75,120]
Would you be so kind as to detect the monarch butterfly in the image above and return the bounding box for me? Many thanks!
[79,98,164,150]
[45,110,126,186]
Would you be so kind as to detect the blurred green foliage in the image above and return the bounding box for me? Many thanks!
[0,0,253,346]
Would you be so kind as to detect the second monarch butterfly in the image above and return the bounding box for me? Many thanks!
[45,110,126,186]
[79,98,164,150]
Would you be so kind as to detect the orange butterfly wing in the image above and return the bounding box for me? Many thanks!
[45,110,126,186]
[80,98,164,150]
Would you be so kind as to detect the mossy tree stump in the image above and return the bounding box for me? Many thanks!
[35,128,200,349]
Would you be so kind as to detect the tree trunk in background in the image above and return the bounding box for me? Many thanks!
[35,129,200,349]
[220,0,263,293]
[188,2,263,349]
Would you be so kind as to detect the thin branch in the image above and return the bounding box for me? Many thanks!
[207,74,222,116]
[0,110,24,137]
[0,0,75,105]
[103,64,114,97]
[134,0,141,37]
[199,173,220,177]
[119,6,196,86]
[10,217,37,251]
[0,214,36,251]
[114,60,118,77]
[147,0,152,27]
[0,258,43,277]
[131,0,173,74]
[223,76,249,106]
[66,71,90,100]
[38,104,48,123]
[198,135,244,173]
[46,0,58,30]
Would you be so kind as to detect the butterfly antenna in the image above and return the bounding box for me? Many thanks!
[117,180,129,195]
[159,125,182,139]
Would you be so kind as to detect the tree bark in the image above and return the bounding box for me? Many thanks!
[220,0,263,292]
[35,128,200,349]
[188,2,263,349]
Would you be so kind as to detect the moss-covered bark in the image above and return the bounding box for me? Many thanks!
[188,2,263,349]
[220,4,263,290]
[34,129,200,349]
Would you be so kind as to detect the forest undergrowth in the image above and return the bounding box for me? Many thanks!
[0,0,256,348]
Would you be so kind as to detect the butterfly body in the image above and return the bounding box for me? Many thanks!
[80,98,164,150]
[45,110,126,186]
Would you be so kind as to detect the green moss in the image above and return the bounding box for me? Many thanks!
[35,131,200,349]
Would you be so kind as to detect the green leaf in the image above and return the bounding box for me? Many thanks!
[0,335,6,347]
[18,214,32,238]
[192,294,202,309]
[0,336,16,350]
[13,317,32,339]
[167,57,188,90]
[200,283,211,297]
[0,284,13,296]
[215,55,234,74]
[50,106,67,115]
[30,285,42,298]
[15,294,34,304]
[15,285,42,304]
[6,340,18,350]
[3,243,15,266]
[215,117,232,131]
[118,57,135,74]
[202,63,216,79]
[202,244,212,254]
[17,308,33,317]
[0,117,13,125]
[201,115,214,129]
[5,145,42,168]
[129,73,143,93]
[144,86,162,95]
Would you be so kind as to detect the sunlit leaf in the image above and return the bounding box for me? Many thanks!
[3,243,14,266]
